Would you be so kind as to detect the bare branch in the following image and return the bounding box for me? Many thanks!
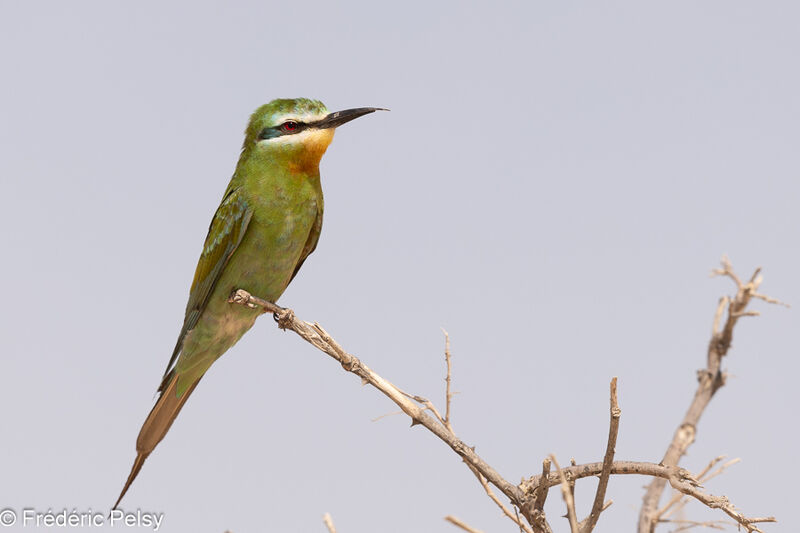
[655,456,724,521]
[658,518,728,532]
[580,377,620,533]
[637,259,784,533]
[322,513,337,533]
[371,410,403,422]
[530,458,554,533]
[711,297,728,336]
[515,507,526,533]
[443,328,454,432]
[533,458,552,512]
[520,460,770,532]
[232,290,540,531]
[230,275,775,533]
[229,288,525,509]
[436,332,533,533]
[551,455,579,533]
[696,455,728,480]
[467,466,534,533]
[701,457,741,485]
[751,292,790,307]
[398,388,447,427]
[577,501,613,532]
[445,515,484,533]
[657,456,742,522]
[668,478,776,532]
[569,457,577,504]
[521,461,692,492]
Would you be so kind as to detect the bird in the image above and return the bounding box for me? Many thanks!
[113,98,383,509]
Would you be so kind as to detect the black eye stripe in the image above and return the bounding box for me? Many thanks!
[257,121,307,140]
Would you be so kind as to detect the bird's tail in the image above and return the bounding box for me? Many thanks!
[113,371,201,510]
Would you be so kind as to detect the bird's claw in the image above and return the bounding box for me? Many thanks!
[272,307,295,330]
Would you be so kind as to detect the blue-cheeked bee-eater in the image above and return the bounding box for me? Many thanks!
[114,98,384,508]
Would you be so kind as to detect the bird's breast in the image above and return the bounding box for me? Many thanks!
[227,182,319,300]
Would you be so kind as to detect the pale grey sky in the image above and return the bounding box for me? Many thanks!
[1,2,798,532]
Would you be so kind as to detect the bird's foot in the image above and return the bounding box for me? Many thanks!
[229,288,259,308]
[273,306,295,330]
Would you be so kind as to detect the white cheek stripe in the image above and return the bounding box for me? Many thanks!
[258,128,331,146]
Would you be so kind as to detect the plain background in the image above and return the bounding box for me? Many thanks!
[1,2,797,532]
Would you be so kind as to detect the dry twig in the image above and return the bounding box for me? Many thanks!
[579,377,620,533]
[230,256,777,533]
[637,258,783,533]
[443,328,454,431]
[230,288,522,508]
[437,331,534,533]
[551,455,579,533]
[520,460,772,531]
[659,518,729,532]
[655,456,741,522]
[531,458,553,533]
[322,513,337,533]
[577,501,613,533]
[467,466,534,533]
[445,515,484,533]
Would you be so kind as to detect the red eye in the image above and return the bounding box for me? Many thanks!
[281,121,299,132]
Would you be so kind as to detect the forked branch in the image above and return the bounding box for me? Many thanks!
[637,258,785,533]
[230,258,778,533]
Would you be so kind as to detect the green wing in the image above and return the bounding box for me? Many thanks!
[159,186,253,391]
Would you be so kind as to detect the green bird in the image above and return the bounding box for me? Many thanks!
[114,98,382,508]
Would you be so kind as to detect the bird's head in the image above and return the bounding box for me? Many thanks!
[243,98,383,171]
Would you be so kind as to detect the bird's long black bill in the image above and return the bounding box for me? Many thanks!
[312,107,387,129]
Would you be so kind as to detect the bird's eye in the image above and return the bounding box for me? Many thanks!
[281,121,299,133]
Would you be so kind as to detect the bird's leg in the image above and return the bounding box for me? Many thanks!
[272,305,295,330]
[228,288,295,329]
